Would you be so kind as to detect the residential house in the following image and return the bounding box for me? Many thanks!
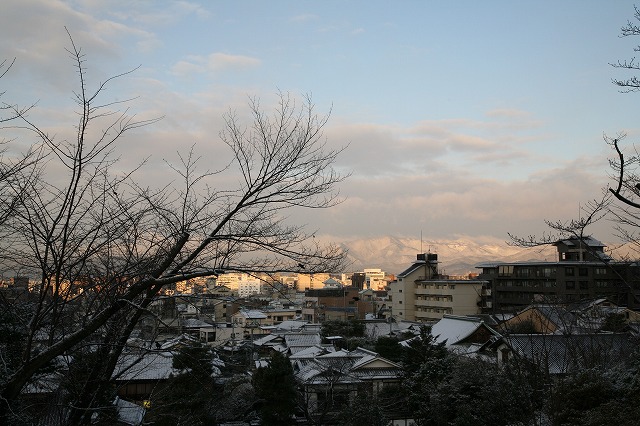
[428,314,501,356]
[292,347,403,419]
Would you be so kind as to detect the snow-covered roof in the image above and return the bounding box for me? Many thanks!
[274,320,308,331]
[113,351,177,381]
[365,320,421,339]
[181,318,213,329]
[294,347,402,385]
[289,344,335,360]
[237,309,268,319]
[504,333,634,375]
[284,332,322,348]
[431,315,499,347]
[114,397,146,425]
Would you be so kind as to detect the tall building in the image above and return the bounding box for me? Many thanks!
[476,236,640,313]
[390,253,487,322]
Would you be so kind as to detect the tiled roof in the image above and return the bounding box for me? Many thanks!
[113,351,177,381]
[431,315,499,347]
[505,333,634,374]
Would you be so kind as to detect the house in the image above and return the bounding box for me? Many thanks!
[112,351,178,401]
[498,299,640,335]
[499,304,576,334]
[488,332,636,376]
[390,253,489,322]
[292,347,403,418]
[430,314,501,354]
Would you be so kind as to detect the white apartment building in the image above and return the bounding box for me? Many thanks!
[390,253,487,322]
[364,268,387,291]
[215,273,263,297]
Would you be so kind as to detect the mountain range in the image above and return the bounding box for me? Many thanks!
[337,235,568,276]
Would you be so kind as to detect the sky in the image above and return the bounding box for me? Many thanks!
[2,0,640,246]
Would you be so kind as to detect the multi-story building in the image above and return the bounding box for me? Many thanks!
[476,236,640,313]
[302,288,371,322]
[297,273,331,291]
[390,253,488,322]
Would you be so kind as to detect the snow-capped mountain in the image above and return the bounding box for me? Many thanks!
[335,235,559,275]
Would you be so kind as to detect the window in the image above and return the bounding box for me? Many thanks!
[579,268,588,277]
[579,281,589,290]
[499,265,514,276]
[565,267,575,276]
[595,268,607,275]
[566,281,575,289]
[399,289,402,293]
[538,267,555,277]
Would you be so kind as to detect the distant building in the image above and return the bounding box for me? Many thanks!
[302,288,370,322]
[297,273,331,290]
[390,253,488,322]
[476,236,640,313]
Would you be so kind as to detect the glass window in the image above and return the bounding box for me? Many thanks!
[566,281,575,289]
[565,267,575,276]
[499,265,514,276]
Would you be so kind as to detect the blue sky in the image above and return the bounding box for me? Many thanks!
[2,0,640,245]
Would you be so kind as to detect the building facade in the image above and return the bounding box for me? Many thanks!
[390,253,487,322]
[477,236,640,313]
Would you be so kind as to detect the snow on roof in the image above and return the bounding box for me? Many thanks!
[505,333,633,375]
[289,344,335,359]
[554,236,605,247]
[114,397,146,425]
[181,318,213,329]
[252,334,281,346]
[430,315,493,347]
[274,320,308,331]
[237,309,268,319]
[113,351,177,381]
[365,320,420,338]
[284,332,322,348]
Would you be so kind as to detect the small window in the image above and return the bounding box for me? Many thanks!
[579,281,589,290]
[566,281,575,289]
[399,289,403,293]
[565,267,575,276]
[579,268,588,277]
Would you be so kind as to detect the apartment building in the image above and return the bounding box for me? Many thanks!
[476,236,640,313]
[390,253,487,322]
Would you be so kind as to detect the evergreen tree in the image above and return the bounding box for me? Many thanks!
[252,351,297,426]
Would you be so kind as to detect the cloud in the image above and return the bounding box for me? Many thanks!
[171,53,261,76]
[290,14,318,23]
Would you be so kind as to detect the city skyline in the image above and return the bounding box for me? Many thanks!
[2,1,639,246]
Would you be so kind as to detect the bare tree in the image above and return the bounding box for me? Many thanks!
[611,5,640,92]
[0,34,346,423]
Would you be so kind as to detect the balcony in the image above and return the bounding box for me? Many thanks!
[415,299,451,308]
